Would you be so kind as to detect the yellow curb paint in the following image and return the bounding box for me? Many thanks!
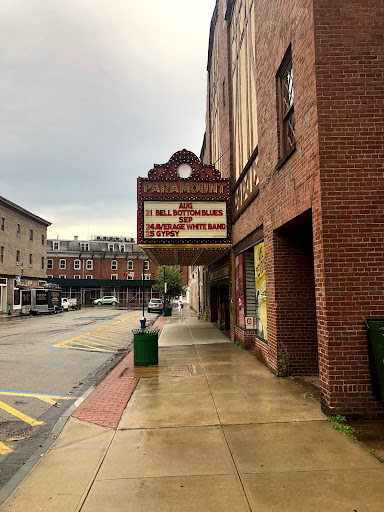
[0,442,13,455]
[72,337,123,348]
[82,335,126,345]
[0,400,45,427]
[0,392,76,402]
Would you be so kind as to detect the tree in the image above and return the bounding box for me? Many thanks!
[153,266,185,299]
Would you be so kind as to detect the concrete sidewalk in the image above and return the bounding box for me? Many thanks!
[1,309,384,511]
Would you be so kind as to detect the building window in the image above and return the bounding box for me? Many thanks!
[86,275,93,280]
[277,45,295,160]
[59,275,66,279]
[144,273,150,280]
[127,260,133,270]
[46,275,53,279]
[16,224,21,237]
[29,254,32,266]
[111,260,117,270]
[74,275,80,279]
[0,246,4,263]
[1,217,4,231]
[47,259,53,269]
[42,234,45,245]
[30,229,33,241]
[16,250,20,263]
[90,290,97,299]
[81,243,89,251]
[59,259,66,269]
[53,241,60,250]
[111,274,118,280]
[41,257,45,270]
[108,244,114,252]
[86,259,93,270]
[127,273,134,280]
[119,244,125,252]
[74,259,81,270]
[144,260,149,271]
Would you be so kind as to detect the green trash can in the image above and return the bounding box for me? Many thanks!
[365,319,384,402]
[133,329,159,366]
[163,306,172,317]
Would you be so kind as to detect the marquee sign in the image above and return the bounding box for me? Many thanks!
[137,149,231,266]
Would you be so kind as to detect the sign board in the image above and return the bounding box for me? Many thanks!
[245,316,254,329]
[144,201,227,239]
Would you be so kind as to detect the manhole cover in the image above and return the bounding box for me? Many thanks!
[120,365,196,378]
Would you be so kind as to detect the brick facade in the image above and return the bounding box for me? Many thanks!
[204,0,384,416]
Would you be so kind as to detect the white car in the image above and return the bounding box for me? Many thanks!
[61,298,70,312]
[93,296,118,306]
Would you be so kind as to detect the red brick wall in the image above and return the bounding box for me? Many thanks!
[47,255,157,281]
[312,0,384,416]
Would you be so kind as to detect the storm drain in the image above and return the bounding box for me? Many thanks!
[120,365,196,378]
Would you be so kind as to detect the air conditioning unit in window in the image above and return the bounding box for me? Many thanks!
[16,262,20,266]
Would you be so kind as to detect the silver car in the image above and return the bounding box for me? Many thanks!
[93,296,118,306]
[147,298,163,313]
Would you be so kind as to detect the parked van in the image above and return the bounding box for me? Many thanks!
[21,288,62,315]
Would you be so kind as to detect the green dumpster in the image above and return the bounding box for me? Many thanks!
[133,329,159,366]
[366,319,384,402]
[163,306,172,317]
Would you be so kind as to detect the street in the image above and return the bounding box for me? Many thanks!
[0,307,153,489]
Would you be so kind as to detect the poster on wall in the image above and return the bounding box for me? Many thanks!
[235,254,245,328]
[254,241,268,340]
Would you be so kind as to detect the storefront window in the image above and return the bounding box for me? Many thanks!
[13,288,21,308]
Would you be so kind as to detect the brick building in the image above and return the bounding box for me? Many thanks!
[201,0,384,416]
[46,235,160,307]
[0,196,51,315]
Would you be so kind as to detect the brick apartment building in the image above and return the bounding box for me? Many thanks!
[0,196,51,315]
[46,235,160,307]
[200,0,384,416]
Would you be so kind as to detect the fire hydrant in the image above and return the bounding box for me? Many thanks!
[140,317,147,329]
[7,304,11,316]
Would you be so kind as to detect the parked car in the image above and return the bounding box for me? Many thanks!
[147,298,163,313]
[61,298,70,312]
[68,298,81,310]
[93,296,118,306]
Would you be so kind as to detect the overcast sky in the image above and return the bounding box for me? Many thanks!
[0,0,215,240]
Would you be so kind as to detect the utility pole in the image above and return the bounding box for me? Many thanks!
[142,258,145,318]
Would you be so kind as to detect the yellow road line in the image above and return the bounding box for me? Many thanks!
[0,392,76,402]
[71,337,124,349]
[64,341,111,352]
[82,335,126,345]
[0,400,45,427]
[54,312,140,348]
[0,442,13,455]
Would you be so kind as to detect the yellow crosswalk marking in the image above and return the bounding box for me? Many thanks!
[0,400,44,427]
[0,441,13,455]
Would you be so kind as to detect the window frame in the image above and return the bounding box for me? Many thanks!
[86,259,93,270]
[111,260,118,270]
[74,259,81,270]
[53,241,60,250]
[47,259,53,269]
[276,45,296,167]
[59,259,66,270]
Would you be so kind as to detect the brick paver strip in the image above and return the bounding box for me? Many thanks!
[71,316,167,430]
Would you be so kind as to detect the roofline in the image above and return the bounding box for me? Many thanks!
[0,196,51,226]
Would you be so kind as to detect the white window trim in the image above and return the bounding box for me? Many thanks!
[111,274,118,280]
[127,260,133,270]
[86,275,93,279]
[59,275,66,279]
[59,259,66,269]
[47,259,53,269]
[74,275,80,279]
[46,275,53,278]
[53,242,60,250]
[111,260,118,270]
[74,259,81,270]
[144,261,149,271]
[86,259,93,270]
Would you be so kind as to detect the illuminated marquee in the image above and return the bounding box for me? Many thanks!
[144,201,227,239]
[138,149,231,247]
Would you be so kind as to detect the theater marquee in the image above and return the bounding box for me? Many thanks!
[137,149,231,266]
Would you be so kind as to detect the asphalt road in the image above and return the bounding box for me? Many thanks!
[0,307,154,490]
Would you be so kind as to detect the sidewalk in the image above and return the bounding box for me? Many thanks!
[1,308,384,511]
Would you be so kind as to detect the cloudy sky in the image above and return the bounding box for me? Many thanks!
[0,0,215,240]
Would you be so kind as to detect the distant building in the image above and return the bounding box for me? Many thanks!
[0,196,51,315]
[46,235,160,306]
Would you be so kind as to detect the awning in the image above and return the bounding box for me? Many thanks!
[139,244,231,267]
